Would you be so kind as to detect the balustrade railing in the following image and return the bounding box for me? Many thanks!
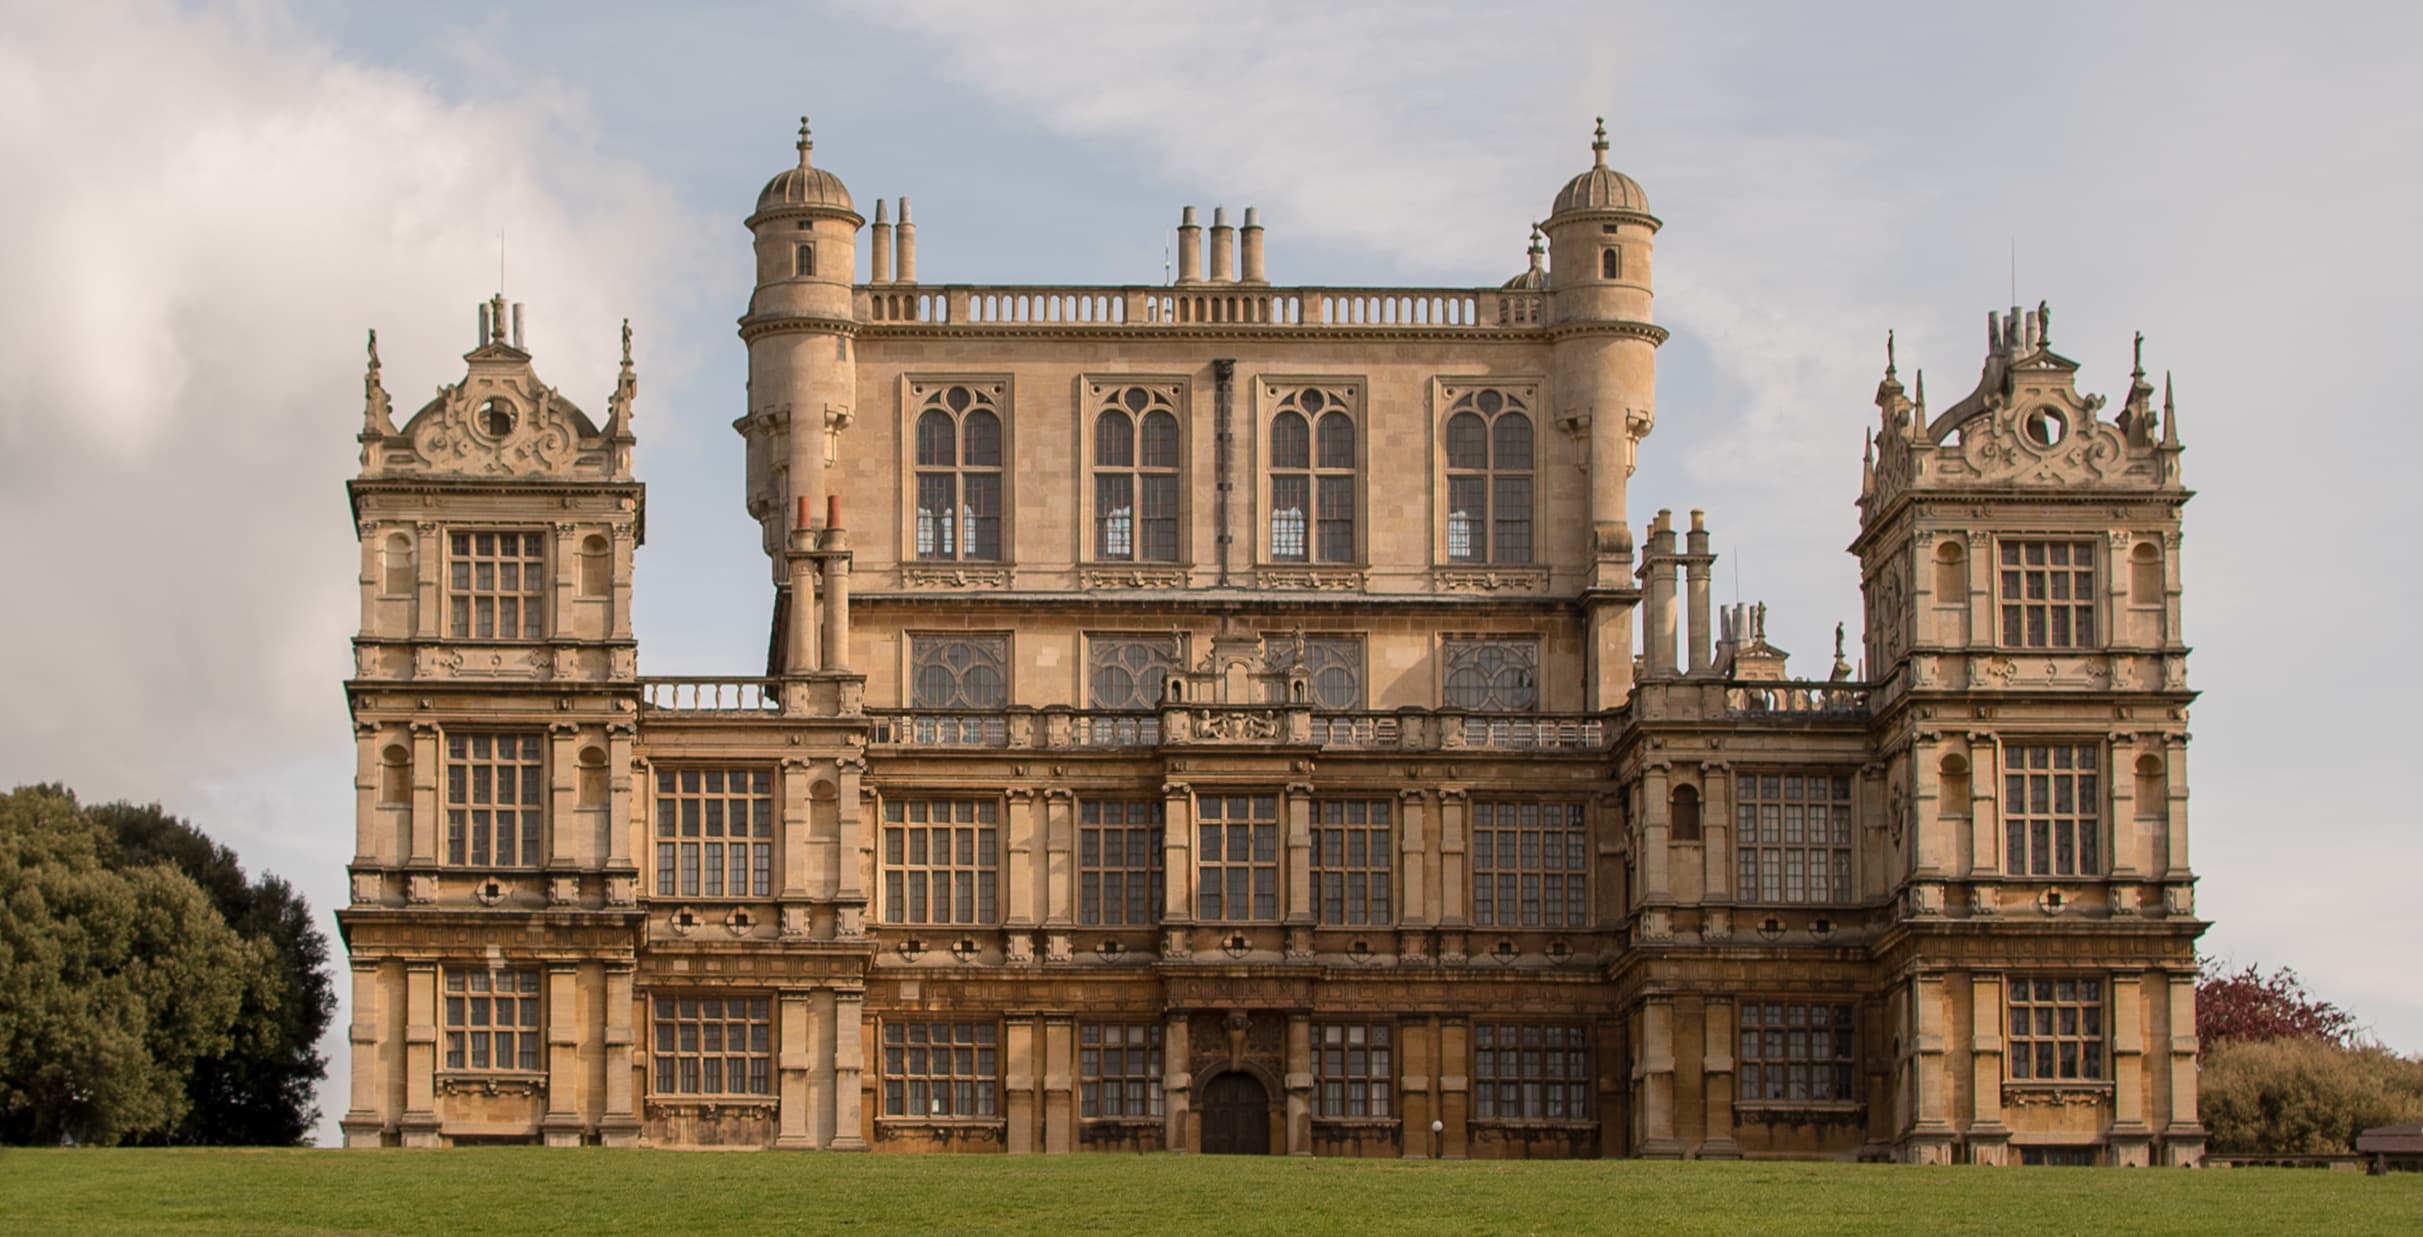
[638,677,779,713]
[1723,681,1871,718]
[1459,716,1605,750]
[856,285,1547,333]
[869,713,1008,748]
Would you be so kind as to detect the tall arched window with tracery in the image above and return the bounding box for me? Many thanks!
[1444,388,1533,564]
[1269,386,1357,563]
[1093,385,1181,562]
[912,383,1004,561]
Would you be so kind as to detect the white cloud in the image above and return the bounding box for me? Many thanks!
[0,0,711,1141]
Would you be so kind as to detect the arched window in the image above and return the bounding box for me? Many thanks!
[1093,385,1180,562]
[1669,784,1701,842]
[1269,386,1356,563]
[795,242,816,277]
[383,532,416,596]
[912,383,1004,561]
[1444,389,1533,563]
[379,744,411,806]
[1601,247,1623,280]
[579,535,610,598]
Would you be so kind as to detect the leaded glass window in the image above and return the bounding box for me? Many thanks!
[1735,773,1855,903]
[1087,635,1181,710]
[1442,639,1538,711]
[912,382,1005,561]
[1443,387,1534,564]
[1269,385,1357,563]
[1093,384,1181,562]
[910,635,1009,709]
[2004,745,2100,877]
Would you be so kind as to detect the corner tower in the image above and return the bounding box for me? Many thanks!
[739,117,862,579]
[1544,119,1666,707]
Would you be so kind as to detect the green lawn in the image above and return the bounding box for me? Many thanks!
[1,1149,2415,1236]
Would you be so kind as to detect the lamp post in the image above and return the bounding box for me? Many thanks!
[1431,1118,1444,1160]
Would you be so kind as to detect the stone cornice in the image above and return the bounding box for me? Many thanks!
[1538,319,1670,346]
[736,313,864,343]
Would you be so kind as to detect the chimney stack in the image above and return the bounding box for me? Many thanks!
[1240,207,1266,284]
[1210,207,1236,283]
[1177,207,1204,283]
[870,198,894,283]
[896,198,917,283]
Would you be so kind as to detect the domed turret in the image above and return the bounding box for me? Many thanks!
[755,117,855,217]
[1549,119,1651,219]
[1502,224,1549,290]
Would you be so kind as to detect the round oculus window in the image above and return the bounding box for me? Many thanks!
[478,398,516,438]
[2023,406,2067,448]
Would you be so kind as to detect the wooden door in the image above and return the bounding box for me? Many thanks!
[1198,1072,1270,1155]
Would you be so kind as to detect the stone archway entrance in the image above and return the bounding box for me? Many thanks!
[1199,1071,1271,1155]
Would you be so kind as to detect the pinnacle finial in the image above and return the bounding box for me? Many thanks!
[1914,369,1927,415]
[1886,329,1897,377]
[2037,298,2051,347]
[796,115,812,167]
[620,318,633,367]
[367,327,380,371]
[1591,116,1609,167]
[2132,330,2146,379]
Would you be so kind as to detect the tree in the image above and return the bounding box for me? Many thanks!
[2197,961,2357,1048]
[88,801,336,1145]
[2201,1037,2423,1155]
[0,786,275,1145]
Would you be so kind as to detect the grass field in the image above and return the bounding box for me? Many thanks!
[2,1149,2416,1236]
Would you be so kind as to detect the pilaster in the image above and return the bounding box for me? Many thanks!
[830,987,868,1149]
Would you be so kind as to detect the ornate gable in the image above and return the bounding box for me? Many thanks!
[359,296,634,482]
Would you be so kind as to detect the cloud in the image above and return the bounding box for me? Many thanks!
[0,0,711,1140]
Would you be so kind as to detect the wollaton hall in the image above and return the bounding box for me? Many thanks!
[337,117,2204,1164]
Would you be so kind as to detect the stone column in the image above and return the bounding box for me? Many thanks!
[837,758,869,935]
[542,963,584,1145]
[2109,975,2152,1165]
[1968,734,2002,878]
[1699,997,1740,1158]
[1638,512,1679,679]
[1285,1013,1313,1155]
[1902,974,1954,1162]
[1004,1014,1040,1153]
[1639,763,1672,906]
[779,758,814,899]
[1436,789,1468,927]
[1636,997,1682,1157]
[1284,782,1315,928]
[1967,973,2009,1163]
[399,963,440,1146]
[819,528,851,671]
[807,988,837,1147]
[1163,1011,1193,1151]
[605,723,636,871]
[1703,764,1734,904]
[1006,788,1039,932]
[1396,790,1429,955]
[1438,1017,1470,1159]
[548,724,580,867]
[1162,781,1194,926]
[610,525,636,642]
[1044,788,1076,932]
[409,723,440,865]
[341,962,389,1147]
[599,963,639,1145]
[1043,1015,1076,1153]
[777,991,816,1148]
[550,521,578,640]
[830,988,868,1150]
[413,521,441,640]
[2164,972,2205,1164]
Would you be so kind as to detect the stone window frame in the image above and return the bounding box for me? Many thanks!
[1439,636,1540,712]
[882,1020,1000,1118]
[1735,1000,1856,1106]
[900,377,1011,564]
[1997,537,2098,650]
[443,968,541,1074]
[443,731,544,868]
[906,632,1011,710]
[2003,742,2102,878]
[1437,381,1541,566]
[2007,976,2108,1083]
[1263,632,1366,711]
[1078,798,1164,927]
[1194,792,1281,922]
[649,993,774,1097]
[1313,1022,1395,1119]
[1258,378,1365,566]
[652,766,776,900]
[880,797,1001,926]
[1081,378,1188,566]
[1733,771,1855,905]
[1311,798,1393,927]
[1469,800,1588,929]
[1472,1023,1589,1122]
[1078,1023,1165,1120]
[445,528,546,640]
[1085,633,1184,711]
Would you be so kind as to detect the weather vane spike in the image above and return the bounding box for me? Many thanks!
[1591,116,1609,165]
[797,115,813,165]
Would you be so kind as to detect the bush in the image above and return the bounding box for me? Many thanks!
[2200,1037,2423,1154]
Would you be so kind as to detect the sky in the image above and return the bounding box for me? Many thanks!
[2,1,2417,1145]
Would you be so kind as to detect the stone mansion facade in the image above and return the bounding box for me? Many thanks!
[337,119,2205,1163]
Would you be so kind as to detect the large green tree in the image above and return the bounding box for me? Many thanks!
[0,786,276,1145]
[91,801,336,1145]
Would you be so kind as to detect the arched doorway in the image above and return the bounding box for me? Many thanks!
[1199,1071,1271,1155]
